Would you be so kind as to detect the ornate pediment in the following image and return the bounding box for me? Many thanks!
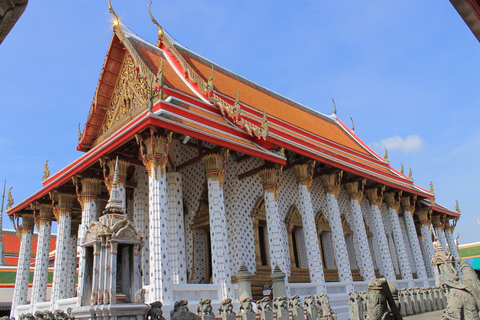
[95,55,151,144]
[285,204,303,228]
[83,221,107,244]
[112,219,141,241]
[315,210,331,232]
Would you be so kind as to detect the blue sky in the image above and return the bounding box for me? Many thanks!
[1,1,479,244]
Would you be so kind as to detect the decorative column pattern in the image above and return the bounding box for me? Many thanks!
[51,193,75,304]
[432,215,448,252]
[101,158,130,213]
[203,151,233,299]
[417,209,436,280]
[293,164,326,293]
[258,167,290,276]
[133,167,149,287]
[31,205,53,310]
[320,171,353,292]
[384,191,413,287]
[401,196,429,287]
[11,214,34,317]
[66,219,80,298]
[167,172,187,284]
[137,133,172,304]
[75,177,102,302]
[345,179,376,281]
[365,187,396,282]
[444,219,460,260]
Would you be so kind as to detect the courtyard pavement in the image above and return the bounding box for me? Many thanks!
[404,310,444,319]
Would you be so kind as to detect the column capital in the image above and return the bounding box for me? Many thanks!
[36,203,53,229]
[136,132,173,179]
[431,214,446,230]
[258,167,283,201]
[384,190,403,212]
[73,177,102,210]
[365,186,385,208]
[202,150,229,189]
[99,159,130,191]
[345,178,366,205]
[293,161,315,192]
[445,217,458,233]
[17,214,34,241]
[320,170,343,200]
[400,195,417,216]
[52,193,76,221]
[416,208,432,227]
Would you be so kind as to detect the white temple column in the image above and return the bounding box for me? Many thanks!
[66,219,79,298]
[417,209,437,282]
[51,193,76,306]
[320,172,353,292]
[345,180,376,282]
[31,205,53,311]
[441,216,462,277]
[167,172,187,284]
[101,158,130,213]
[365,187,396,282]
[384,191,414,287]
[432,215,448,252]
[258,168,290,280]
[445,219,460,260]
[75,177,102,304]
[293,164,326,293]
[203,151,234,300]
[11,214,34,318]
[133,167,149,288]
[401,196,429,287]
[137,133,172,304]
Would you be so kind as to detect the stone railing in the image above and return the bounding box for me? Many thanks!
[348,281,446,319]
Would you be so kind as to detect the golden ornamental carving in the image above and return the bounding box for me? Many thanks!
[400,195,417,216]
[6,187,14,210]
[101,159,130,191]
[365,186,385,209]
[408,168,413,181]
[97,55,150,141]
[320,171,343,200]
[431,214,446,230]
[202,150,229,190]
[315,210,331,233]
[285,204,303,229]
[383,148,389,164]
[429,181,434,195]
[445,217,457,233]
[416,209,432,227]
[384,191,403,212]
[293,162,316,192]
[53,193,76,220]
[17,214,34,241]
[345,178,366,205]
[258,167,283,201]
[455,200,460,214]
[74,177,102,210]
[36,203,53,229]
[147,7,269,140]
[136,132,173,179]
[42,160,50,182]
[341,215,353,235]
[400,163,404,174]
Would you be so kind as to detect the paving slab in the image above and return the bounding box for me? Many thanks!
[404,310,444,319]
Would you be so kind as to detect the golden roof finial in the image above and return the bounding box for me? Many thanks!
[350,117,355,131]
[400,163,404,174]
[332,98,337,115]
[429,181,434,195]
[207,66,214,92]
[455,200,460,213]
[148,1,164,42]
[42,160,50,182]
[383,148,389,164]
[6,187,13,210]
[408,167,413,180]
[261,108,269,136]
[108,0,120,28]
[78,123,82,141]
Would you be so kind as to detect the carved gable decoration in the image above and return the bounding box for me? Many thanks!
[95,55,150,144]
[341,216,353,235]
[252,197,266,221]
[285,204,303,229]
[83,221,107,245]
[112,220,141,241]
[315,211,331,232]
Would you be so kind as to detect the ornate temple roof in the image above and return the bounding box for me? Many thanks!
[7,14,459,218]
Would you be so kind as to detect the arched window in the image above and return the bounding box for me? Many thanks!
[285,204,310,283]
[190,183,212,283]
[315,211,339,282]
[341,216,363,281]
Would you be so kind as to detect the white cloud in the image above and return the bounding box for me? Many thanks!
[371,135,424,153]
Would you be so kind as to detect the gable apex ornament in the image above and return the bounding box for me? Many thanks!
[148,1,164,42]
[429,181,434,195]
[108,0,120,28]
[455,200,460,214]
[42,160,50,182]
[400,163,404,174]
[383,148,389,164]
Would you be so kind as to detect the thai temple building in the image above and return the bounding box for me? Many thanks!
[8,4,462,320]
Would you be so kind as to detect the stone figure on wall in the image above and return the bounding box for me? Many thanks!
[348,291,364,320]
[239,297,254,314]
[257,297,272,311]
[197,299,213,316]
[365,279,390,320]
[147,301,166,320]
[218,298,234,315]
[170,300,200,320]
[316,293,337,320]
[432,246,480,320]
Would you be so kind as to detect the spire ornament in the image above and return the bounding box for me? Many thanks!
[350,117,355,131]
[207,66,215,92]
[148,1,164,42]
[429,181,434,195]
[332,98,337,115]
[455,200,460,214]
[108,0,120,28]
[383,148,389,163]
[103,157,124,216]
[42,160,50,182]
[408,167,413,181]
[6,188,13,210]
[400,163,404,174]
